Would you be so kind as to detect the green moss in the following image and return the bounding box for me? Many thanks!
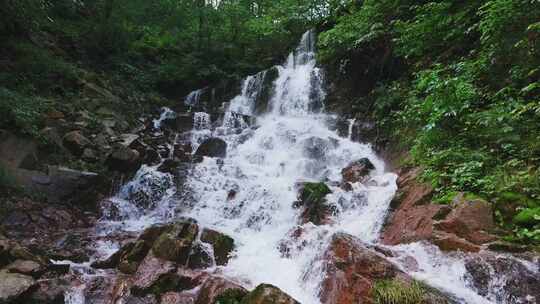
[300,182,332,204]
[373,279,426,304]
[215,289,247,304]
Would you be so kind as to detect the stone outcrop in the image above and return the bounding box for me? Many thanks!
[381,167,497,252]
[319,233,453,304]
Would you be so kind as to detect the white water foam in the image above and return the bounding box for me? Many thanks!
[76,30,534,304]
[183,29,397,303]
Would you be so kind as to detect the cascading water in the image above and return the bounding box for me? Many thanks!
[183,29,397,302]
[74,30,538,304]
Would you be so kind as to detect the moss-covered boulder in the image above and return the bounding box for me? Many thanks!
[152,220,199,264]
[294,182,334,225]
[195,276,247,304]
[201,229,235,266]
[240,284,299,304]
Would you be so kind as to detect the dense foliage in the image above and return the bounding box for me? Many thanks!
[0,0,340,136]
[319,0,540,244]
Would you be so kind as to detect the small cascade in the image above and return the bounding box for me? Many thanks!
[347,118,356,140]
[152,107,175,129]
[184,88,204,107]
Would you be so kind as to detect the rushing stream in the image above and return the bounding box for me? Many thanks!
[69,30,538,304]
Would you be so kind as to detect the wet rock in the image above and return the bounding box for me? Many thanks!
[107,146,141,172]
[157,159,182,174]
[116,240,152,274]
[152,220,199,264]
[319,233,401,304]
[194,276,247,304]
[173,143,193,162]
[0,270,36,303]
[62,131,91,156]
[341,158,374,184]
[131,253,177,296]
[200,229,235,266]
[186,243,213,269]
[194,138,227,159]
[241,284,299,304]
[465,254,540,303]
[294,182,334,225]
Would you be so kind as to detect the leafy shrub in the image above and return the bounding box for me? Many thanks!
[0,88,49,136]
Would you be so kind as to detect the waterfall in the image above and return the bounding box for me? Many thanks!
[182,29,397,303]
[185,88,204,106]
[74,30,536,304]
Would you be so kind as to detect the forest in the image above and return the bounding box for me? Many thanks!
[0,0,539,303]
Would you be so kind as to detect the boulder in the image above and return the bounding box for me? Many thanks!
[186,243,213,270]
[200,229,235,266]
[131,253,177,296]
[194,138,227,159]
[62,131,92,156]
[107,146,141,172]
[434,195,497,245]
[341,158,375,184]
[194,276,247,304]
[241,284,299,304]
[293,182,334,225]
[152,220,199,264]
[0,270,36,303]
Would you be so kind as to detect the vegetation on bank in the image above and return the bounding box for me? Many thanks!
[317,0,540,244]
[0,0,340,140]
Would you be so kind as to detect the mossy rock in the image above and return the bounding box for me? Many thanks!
[295,182,334,225]
[240,284,299,304]
[299,182,332,204]
[201,229,235,266]
[215,288,248,304]
[152,220,199,264]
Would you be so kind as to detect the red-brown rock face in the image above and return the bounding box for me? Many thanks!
[319,233,403,304]
[319,233,452,304]
[381,167,498,252]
